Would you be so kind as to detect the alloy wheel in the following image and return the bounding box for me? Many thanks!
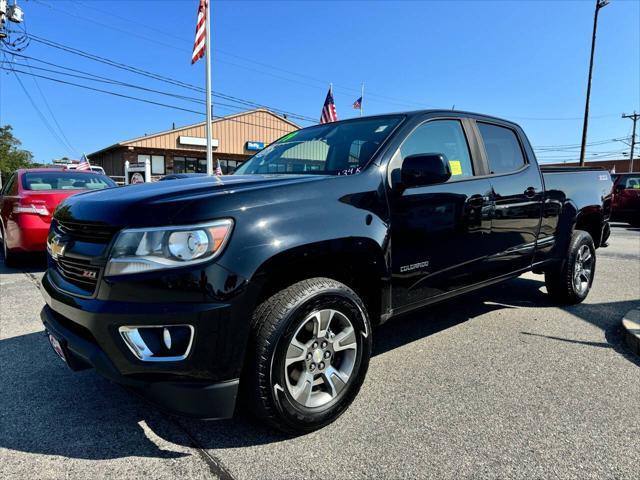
[284,309,358,408]
[573,245,593,294]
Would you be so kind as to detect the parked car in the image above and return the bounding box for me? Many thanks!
[610,172,640,226]
[0,168,116,266]
[159,173,207,181]
[40,111,612,433]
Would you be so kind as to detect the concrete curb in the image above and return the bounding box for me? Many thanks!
[622,309,640,357]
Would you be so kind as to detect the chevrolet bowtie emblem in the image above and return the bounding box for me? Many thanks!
[48,235,66,260]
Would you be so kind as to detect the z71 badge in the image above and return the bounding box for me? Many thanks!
[400,260,430,273]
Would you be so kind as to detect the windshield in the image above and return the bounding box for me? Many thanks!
[22,172,116,191]
[234,115,404,176]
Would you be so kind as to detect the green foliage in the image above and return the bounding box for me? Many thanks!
[0,125,32,178]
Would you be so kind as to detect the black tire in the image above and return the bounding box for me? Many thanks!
[545,230,596,304]
[243,277,372,434]
[0,225,18,268]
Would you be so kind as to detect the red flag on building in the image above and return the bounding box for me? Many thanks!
[191,0,207,64]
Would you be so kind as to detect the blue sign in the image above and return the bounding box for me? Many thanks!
[246,141,265,151]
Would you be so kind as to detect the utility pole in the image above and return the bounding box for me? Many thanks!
[579,0,610,166]
[622,112,638,172]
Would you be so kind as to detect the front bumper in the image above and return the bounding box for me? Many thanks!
[40,270,250,419]
[41,304,239,418]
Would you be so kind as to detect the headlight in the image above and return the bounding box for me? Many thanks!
[105,219,233,276]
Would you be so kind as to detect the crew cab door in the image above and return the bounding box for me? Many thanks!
[387,117,493,311]
[474,121,544,275]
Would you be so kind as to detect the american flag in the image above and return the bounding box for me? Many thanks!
[215,159,223,176]
[191,0,207,64]
[76,154,91,171]
[352,96,362,110]
[320,86,338,124]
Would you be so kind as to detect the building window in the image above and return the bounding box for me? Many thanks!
[219,159,241,174]
[174,156,185,173]
[137,154,166,175]
[151,155,165,175]
[173,157,205,173]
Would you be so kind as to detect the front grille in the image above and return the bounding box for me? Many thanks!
[56,219,120,243]
[56,257,100,294]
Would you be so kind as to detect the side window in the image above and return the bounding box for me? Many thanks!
[624,176,640,189]
[400,120,474,179]
[477,122,526,175]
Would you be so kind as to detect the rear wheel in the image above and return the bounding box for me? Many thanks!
[0,225,18,268]
[244,277,371,434]
[545,230,595,304]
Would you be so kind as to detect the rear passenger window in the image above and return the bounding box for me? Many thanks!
[400,120,474,179]
[477,122,526,175]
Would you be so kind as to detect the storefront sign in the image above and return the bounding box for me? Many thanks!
[246,141,265,151]
[178,136,219,148]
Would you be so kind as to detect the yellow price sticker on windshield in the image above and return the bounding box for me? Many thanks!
[449,160,463,176]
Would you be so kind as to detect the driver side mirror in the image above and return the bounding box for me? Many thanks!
[614,184,625,193]
[401,153,451,188]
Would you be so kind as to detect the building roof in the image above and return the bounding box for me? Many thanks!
[88,109,300,158]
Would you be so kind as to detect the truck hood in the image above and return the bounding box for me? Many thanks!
[54,174,330,227]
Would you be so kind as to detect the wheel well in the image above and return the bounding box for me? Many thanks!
[252,243,385,325]
[575,211,603,248]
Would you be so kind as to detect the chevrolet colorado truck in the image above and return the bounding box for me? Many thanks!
[39,111,612,433]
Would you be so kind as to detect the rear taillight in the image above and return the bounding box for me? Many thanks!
[13,201,50,216]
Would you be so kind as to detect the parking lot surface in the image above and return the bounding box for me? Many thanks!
[1,224,638,479]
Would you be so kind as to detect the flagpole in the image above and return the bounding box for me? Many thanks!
[360,82,364,117]
[204,0,213,176]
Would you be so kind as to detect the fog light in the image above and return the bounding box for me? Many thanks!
[163,327,172,350]
[119,325,194,362]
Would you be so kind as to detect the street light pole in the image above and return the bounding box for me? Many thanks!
[579,0,609,167]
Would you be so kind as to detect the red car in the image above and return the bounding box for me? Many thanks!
[0,168,116,266]
[611,172,640,227]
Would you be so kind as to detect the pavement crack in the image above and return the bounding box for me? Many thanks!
[170,418,235,480]
[22,271,41,291]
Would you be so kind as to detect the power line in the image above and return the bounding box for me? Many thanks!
[2,66,296,134]
[533,137,631,149]
[3,58,75,156]
[4,59,269,116]
[32,0,441,110]
[25,33,318,123]
[22,57,79,156]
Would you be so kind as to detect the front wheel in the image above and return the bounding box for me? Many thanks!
[545,230,596,304]
[244,277,372,434]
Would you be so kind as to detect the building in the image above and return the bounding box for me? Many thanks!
[543,158,636,173]
[88,109,299,177]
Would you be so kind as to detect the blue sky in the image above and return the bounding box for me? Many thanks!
[1,0,639,164]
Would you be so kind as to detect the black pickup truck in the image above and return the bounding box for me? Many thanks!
[39,111,612,433]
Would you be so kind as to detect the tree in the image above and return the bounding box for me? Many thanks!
[0,125,32,179]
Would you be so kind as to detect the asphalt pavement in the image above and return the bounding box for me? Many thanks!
[1,224,639,479]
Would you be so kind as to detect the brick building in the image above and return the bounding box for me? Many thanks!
[88,109,299,177]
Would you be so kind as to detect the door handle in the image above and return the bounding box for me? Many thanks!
[524,187,537,198]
